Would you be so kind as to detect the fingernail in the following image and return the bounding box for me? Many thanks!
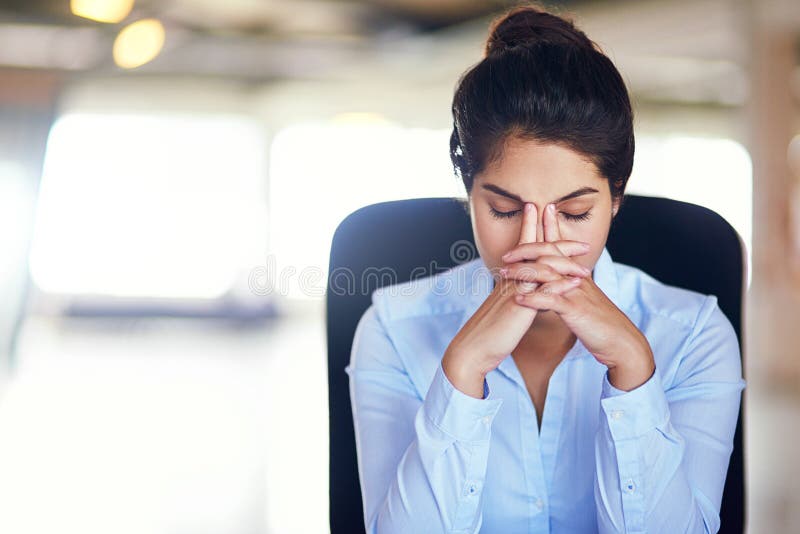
[547,204,555,213]
[524,203,532,213]
[502,251,512,259]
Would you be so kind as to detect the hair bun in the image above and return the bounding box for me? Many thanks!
[484,4,596,57]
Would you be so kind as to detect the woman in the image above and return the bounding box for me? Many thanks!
[345,3,745,533]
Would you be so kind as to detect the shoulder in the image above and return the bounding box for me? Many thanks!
[612,261,741,386]
[352,258,488,396]
[369,257,487,324]
[614,261,711,329]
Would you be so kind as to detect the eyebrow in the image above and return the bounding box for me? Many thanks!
[481,183,600,204]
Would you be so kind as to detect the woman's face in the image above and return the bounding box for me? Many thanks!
[468,137,620,281]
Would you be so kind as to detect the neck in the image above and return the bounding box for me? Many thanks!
[529,309,565,331]
[522,311,575,347]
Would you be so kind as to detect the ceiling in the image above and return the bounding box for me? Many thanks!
[0,0,516,34]
[0,0,797,108]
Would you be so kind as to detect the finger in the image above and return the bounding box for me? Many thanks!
[518,202,537,245]
[544,203,563,250]
[513,202,539,293]
[518,280,537,293]
[501,255,591,282]
[502,240,590,263]
[514,276,582,312]
[502,263,562,286]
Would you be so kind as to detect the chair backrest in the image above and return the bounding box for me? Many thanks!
[326,194,746,534]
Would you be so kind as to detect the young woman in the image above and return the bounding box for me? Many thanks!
[345,4,745,533]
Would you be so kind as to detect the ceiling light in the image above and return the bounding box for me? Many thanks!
[113,18,165,69]
[71,0,135,23]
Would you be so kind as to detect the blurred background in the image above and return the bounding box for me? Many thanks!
[0,0,797,532]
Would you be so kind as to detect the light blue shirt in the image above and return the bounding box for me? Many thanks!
[345,245,745,533]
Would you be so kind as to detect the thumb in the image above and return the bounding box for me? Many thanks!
[518,202,538,244]
[516,202,539,293]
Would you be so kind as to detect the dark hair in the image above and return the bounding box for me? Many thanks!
[450,3,634,209]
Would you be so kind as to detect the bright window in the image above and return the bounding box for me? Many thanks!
[29,113,268,299]
[268,118,463,300]
[269,121,753,297]
[628,135,753,288]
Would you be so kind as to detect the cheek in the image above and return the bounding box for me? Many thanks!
[559,219,609,268]
[558,218,594,238]
[472,213,519,262]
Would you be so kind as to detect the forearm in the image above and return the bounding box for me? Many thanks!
[359,362,502,534]
[593,368,743,534]
[369,405,491,533]
[594,413,716,533]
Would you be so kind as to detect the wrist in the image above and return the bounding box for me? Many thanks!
[442,349,487,399]
[607,363,654,392]
[606,336,655,392]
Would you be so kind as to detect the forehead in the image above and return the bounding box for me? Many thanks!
[478,137,605,194]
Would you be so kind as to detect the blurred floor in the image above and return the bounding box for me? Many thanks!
[0,303,329,534]
[745,375,800,532]
[0,301,797,534]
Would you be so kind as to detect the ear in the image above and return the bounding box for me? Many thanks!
[609,179,624,219]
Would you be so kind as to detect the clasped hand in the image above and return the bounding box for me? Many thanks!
[500,202,655,392]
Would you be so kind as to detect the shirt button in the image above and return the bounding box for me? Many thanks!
[610,409,625,420]
[481,415,491,425]
[465,481,481,496]
[624,479,636,494]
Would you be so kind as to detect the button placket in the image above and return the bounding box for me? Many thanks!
[464,480,482,497]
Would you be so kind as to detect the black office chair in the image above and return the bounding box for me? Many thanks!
[326,194,747,534]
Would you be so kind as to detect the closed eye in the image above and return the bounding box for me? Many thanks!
[562,210,592,222]
[489,207,520,219]
[489,207,592,222]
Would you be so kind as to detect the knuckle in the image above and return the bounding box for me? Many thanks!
[559,258,577,271]
[518,281,537,293]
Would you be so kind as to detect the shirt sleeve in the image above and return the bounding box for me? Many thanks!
[593,295,746,534]
[345,303,503,534]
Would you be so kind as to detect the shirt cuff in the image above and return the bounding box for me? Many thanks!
[422,361,504,442]
[600,366,669,441]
